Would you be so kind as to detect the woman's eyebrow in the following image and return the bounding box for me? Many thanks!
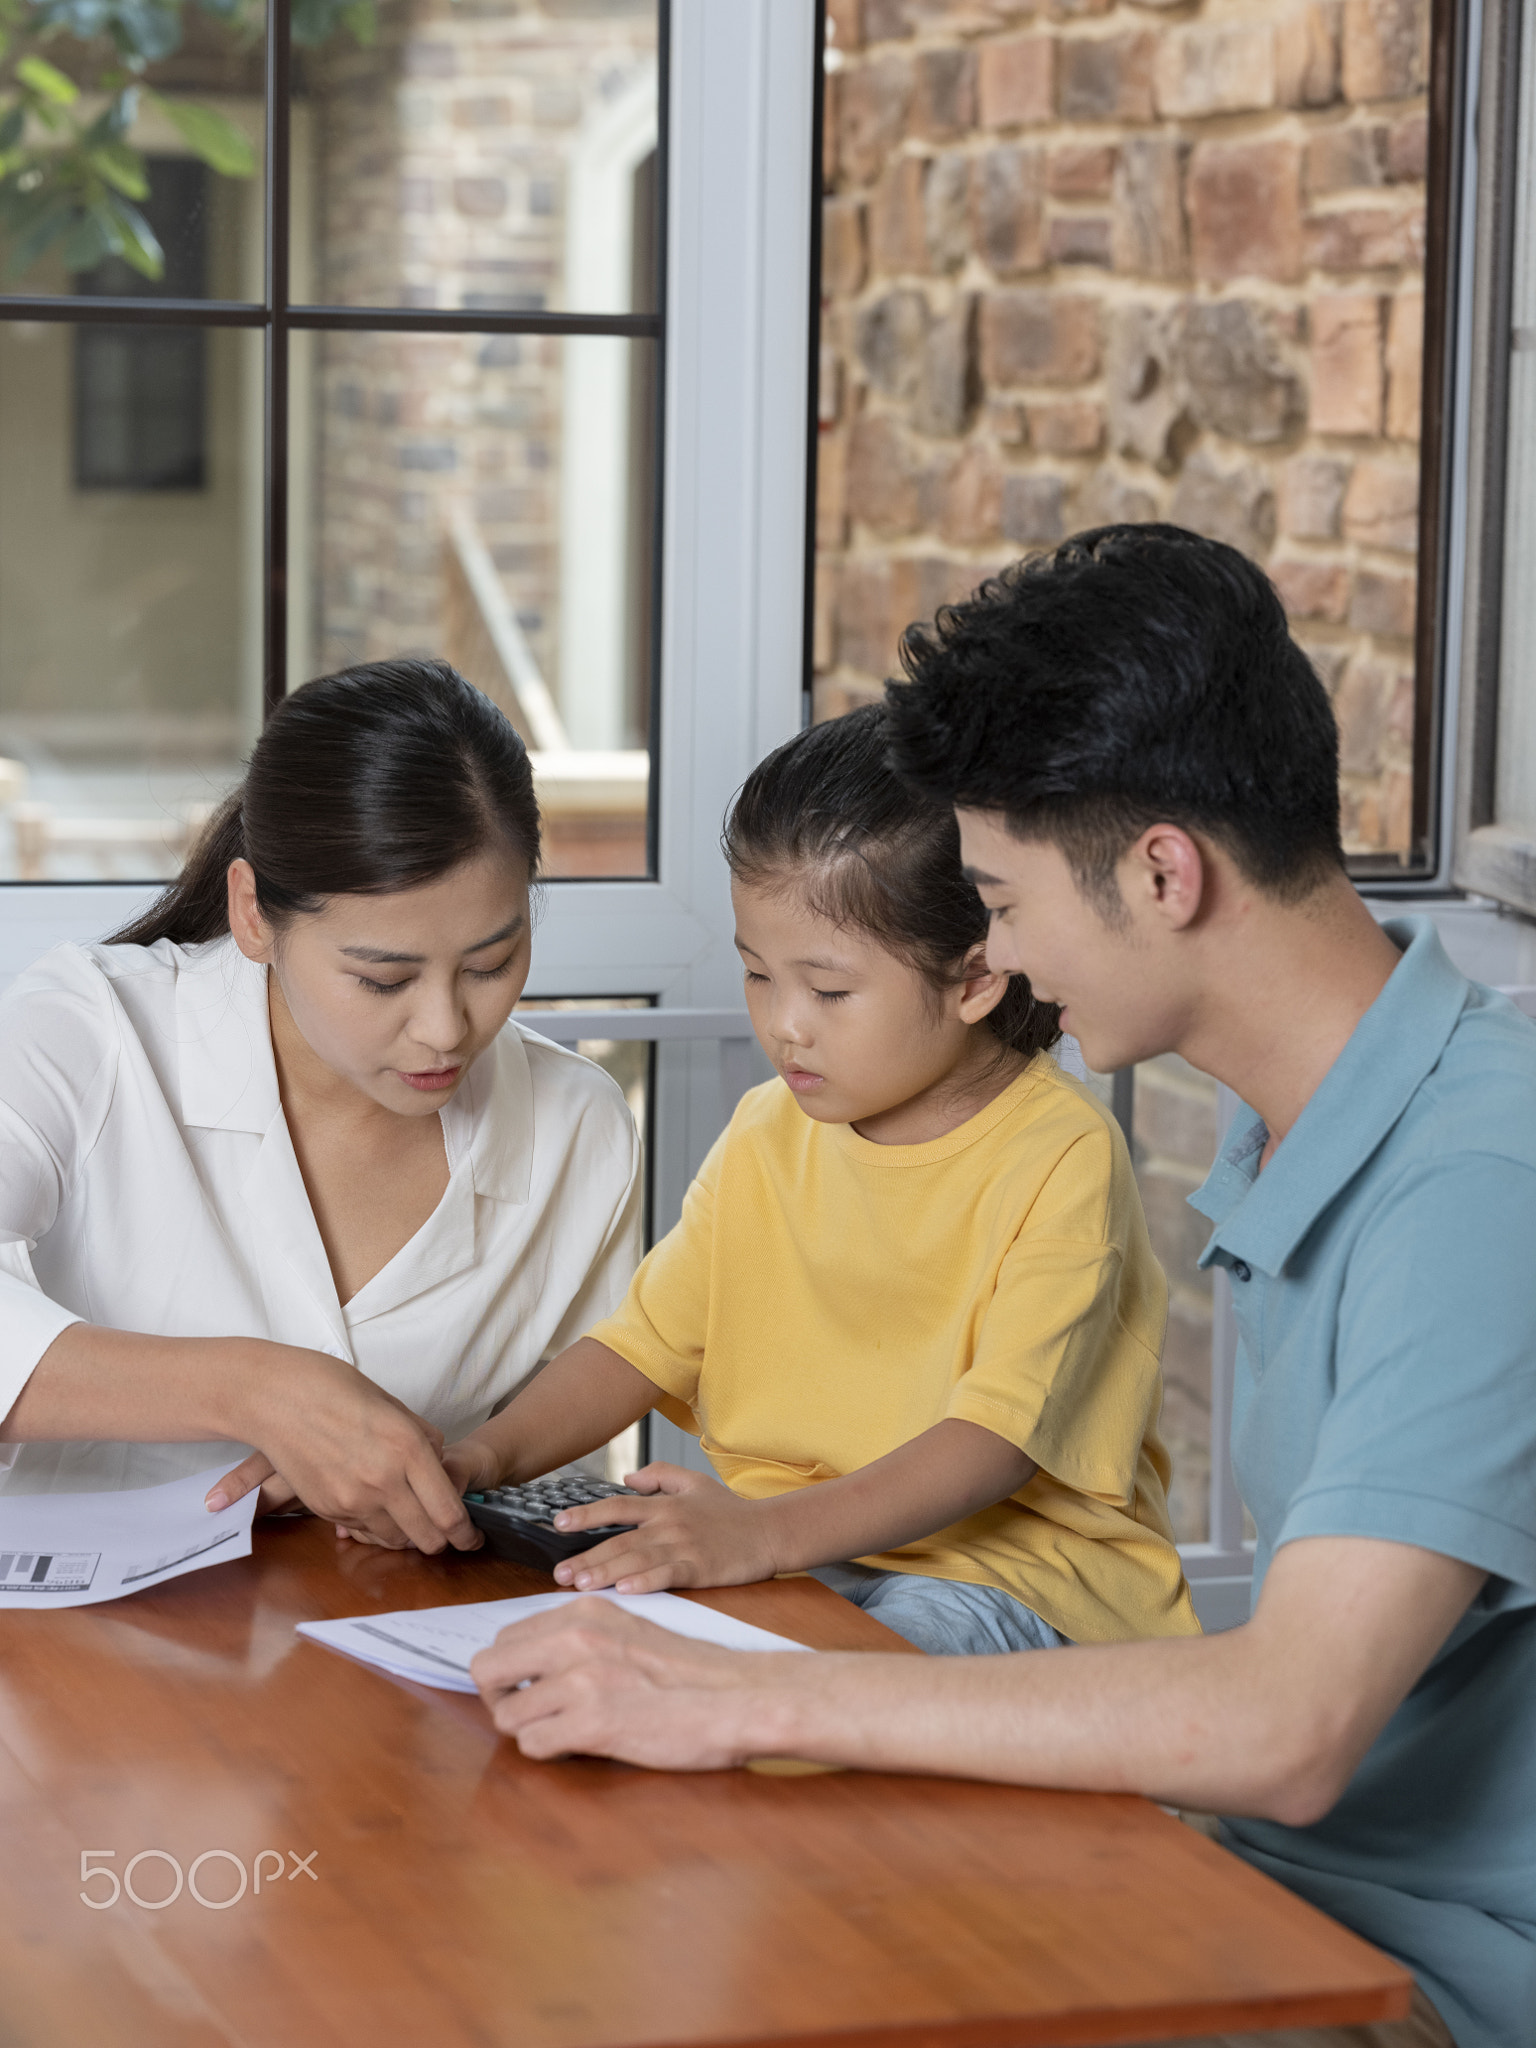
[339,918,523,966]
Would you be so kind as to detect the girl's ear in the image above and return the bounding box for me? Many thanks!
[955,942,1011,1025]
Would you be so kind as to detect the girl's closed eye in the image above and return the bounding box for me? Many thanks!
[813,988,851,1003]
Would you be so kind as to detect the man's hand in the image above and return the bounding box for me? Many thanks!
[548,1462,781,1593]
[471,1598,798,1768]
[203,1345,480,1554]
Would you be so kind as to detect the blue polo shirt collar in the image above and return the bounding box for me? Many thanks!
[1190,918,1469,1278]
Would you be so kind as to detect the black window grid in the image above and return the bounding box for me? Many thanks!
[1,0,670,877]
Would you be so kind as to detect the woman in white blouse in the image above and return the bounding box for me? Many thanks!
[0,661,640,1551]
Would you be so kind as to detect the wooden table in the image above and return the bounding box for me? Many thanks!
[0,1520,1411,2048]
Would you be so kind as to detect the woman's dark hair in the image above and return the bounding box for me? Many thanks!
[723,704,1060,1065]
[886,523,1345,913]
[110,660,540,948]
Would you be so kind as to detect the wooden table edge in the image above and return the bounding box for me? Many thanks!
[634,1979,1415,2048]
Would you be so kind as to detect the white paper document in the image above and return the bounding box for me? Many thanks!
[0,1466,258,1609]
[298,1589,813,1694]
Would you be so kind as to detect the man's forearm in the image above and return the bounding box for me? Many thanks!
[759,1418,1035,1576]
[729,1537,1488,1822]
[738,1630,1298,1815]
[2,1323,259,1444]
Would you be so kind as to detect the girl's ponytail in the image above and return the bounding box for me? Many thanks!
[109,791,246,948]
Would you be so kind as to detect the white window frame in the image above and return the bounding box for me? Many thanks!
[1452,0,1536,909]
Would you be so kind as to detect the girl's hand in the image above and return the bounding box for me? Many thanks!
[548,1462,781,1595]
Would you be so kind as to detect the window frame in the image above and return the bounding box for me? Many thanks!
[1335,0,1475,897]
[0,1,670,801]
[1448,0,1536,912]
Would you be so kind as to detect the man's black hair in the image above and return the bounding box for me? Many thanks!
[884,524,1345,907]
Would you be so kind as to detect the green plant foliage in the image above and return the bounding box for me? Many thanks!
[151,93,254,176]
[0,0,370,284]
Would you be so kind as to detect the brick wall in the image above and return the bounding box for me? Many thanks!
[815,0,1431,862]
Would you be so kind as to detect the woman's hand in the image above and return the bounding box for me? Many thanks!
[203,1342,481,1554]
[255,1473,303,1517]
[547,1462,782,1594]
[334,1435,503,1547]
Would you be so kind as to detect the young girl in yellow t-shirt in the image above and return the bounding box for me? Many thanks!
[440,706,1197,1655]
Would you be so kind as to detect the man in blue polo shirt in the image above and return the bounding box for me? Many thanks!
[469,528,1536,2048]
[1191,911,1536,2048]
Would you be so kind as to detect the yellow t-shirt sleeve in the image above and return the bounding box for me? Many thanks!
[586,1129,725,1420]
[946,1127,1164,1505]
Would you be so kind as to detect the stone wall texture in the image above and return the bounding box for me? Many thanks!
[815,0,1430,864]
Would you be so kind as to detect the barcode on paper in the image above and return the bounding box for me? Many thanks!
[0,1551,100,1592]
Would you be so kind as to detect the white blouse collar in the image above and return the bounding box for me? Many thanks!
[174,938,280,1135]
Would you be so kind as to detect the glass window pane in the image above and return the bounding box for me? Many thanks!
[0,322,260,881]
[289,327,655,878]
[0,29,264,302]
[1079,1054,1217,1546]
[292,0,660,314]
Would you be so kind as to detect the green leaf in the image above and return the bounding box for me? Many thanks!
[105,0,183,64]
[87,139,149,197]
[292,0,373,46]
[151,93,254,177]
[3,192,77,279]
[100,188,163,276]
[59,205,113,270]
[15,55,80,106]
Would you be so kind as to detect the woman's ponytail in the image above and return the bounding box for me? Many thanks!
[105,659,541,951]
[108,791,246,947]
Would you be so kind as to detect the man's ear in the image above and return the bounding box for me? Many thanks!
[227,859,276,964]
[1119,824,1206,933]
[955,943,1012,1025]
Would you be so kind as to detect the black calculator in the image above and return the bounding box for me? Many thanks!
[463,1476,644,1574]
